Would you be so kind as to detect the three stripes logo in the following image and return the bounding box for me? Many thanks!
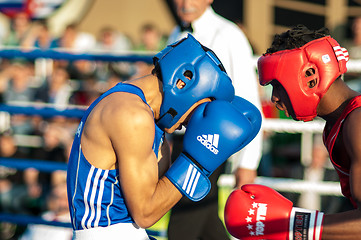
[197,134,219,155]
[181,134,220,198]
[182,164,201,198]
[333,46,349,62]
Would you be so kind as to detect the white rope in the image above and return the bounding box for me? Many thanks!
[218,175,342,196]
[347,59,361,73]
[174,118,325,135]
[262,118,325,133]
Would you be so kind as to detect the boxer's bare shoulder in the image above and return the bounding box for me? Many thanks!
[81,91,154,170]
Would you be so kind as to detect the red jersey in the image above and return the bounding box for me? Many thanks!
[323,95,361,208]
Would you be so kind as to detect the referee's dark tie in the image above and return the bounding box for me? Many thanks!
[180,23,193,33]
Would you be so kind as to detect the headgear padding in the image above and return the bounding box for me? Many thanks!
[153,34,235,130]
[258,36,349,121]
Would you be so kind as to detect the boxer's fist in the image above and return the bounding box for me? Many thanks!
[224,184,324,240]
[166,98,261,201]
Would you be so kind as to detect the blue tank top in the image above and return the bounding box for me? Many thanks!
[67,83,164,230]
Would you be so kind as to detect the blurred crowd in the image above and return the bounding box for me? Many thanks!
[0,11,168,240]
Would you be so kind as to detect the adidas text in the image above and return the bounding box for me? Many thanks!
[197,135,219,155]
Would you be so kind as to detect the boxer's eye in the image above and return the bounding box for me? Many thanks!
[183,70,193,80]
[306,68,317,89]
[305,68,315,77]
[308,79,317,88]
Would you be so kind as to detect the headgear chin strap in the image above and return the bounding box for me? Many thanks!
[154,34,235,130]
[258,36,349,122]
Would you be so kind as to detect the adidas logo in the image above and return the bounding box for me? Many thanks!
[76,121,83,137]
[197,134,219,155]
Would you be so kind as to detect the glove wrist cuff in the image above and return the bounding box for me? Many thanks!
[165,153,211,201]
[289,207,324,240]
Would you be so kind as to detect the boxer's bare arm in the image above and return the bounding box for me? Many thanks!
[344,109,361,205]
[322,210,361,239]
[322,109,361,239]
[157,138,171,178]
[234,168,257,188]
[106,96,182,228]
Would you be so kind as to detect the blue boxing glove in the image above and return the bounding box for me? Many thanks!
[166,97,262,201]
[231,96,263,152]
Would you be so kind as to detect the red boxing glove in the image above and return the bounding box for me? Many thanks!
[224,184,324,240]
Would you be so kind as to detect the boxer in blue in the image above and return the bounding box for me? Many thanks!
[66,34,262,239]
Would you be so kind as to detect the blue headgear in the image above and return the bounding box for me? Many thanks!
[153,34,235,130]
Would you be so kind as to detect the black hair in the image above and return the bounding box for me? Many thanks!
[265,24,330,54]
[151,63,162,82]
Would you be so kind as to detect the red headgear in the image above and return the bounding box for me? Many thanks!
[258,36,349,121]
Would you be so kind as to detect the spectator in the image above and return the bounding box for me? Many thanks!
[22,20,58,49]
[0,62,36,135]
[3,12,33,47]
[0,131,28,213]
[298,134,330,210]
[342,17,361,84]
[131,23,167,79]
[0,130,45,240]
[25,121,70,216]
[56,23,95,51]
[19,182,73,240]
[166,1,263,239]
[54,24,97,82]
[34,66,74,107]
[344,17,361,59]
[95,26,134,83]
[0,62,36,104]
[30,122,68,165]
[95,26,133,52]
[135,23,166,52]
[0,131,32,240]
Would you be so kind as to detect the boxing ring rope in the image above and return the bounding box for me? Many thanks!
[0,157,67,172]
[261,118,325,133]
[219,118,343,197]
[0,46,154,63]
[218,176,342,196]
[345,59,361,72]
[0,102,87,118]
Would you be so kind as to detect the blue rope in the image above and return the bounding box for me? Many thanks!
[0,104,86,118]
[0,158,67,172]
[0,48,154,63]
[0,213,72,228]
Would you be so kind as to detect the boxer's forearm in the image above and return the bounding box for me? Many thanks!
[322,210,361,240]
